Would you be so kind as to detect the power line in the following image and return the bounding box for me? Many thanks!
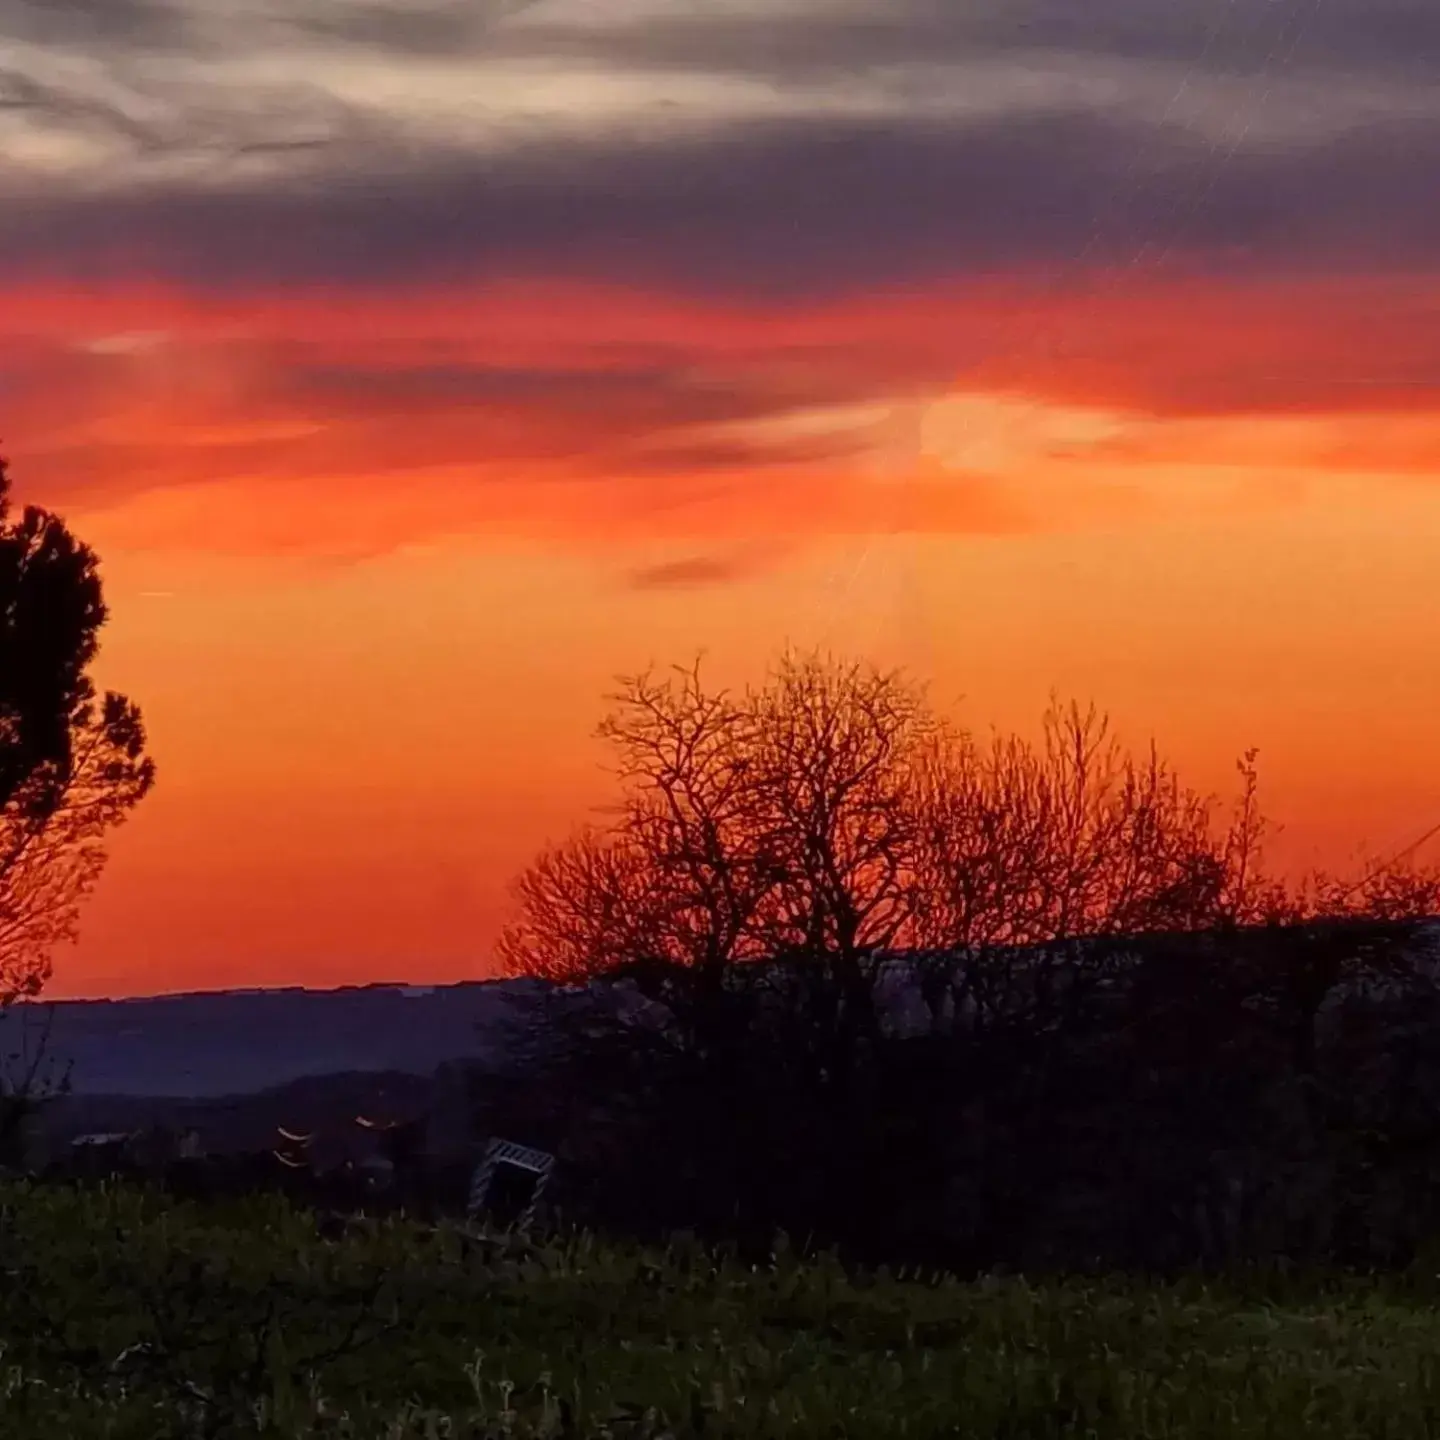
[1336,816,1440,902]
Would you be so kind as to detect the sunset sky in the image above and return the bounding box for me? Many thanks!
[2,0,1439,998]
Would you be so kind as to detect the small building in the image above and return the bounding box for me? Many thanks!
[71,1131,133,1149]
[68,1126,204,1170]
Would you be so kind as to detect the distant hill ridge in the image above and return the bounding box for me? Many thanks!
[3,977,553,1099]
[10,920,1440,1102]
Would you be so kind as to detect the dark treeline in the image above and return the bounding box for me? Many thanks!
[495,651,1440,1277]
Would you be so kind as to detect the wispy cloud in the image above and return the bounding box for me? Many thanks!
[0,268,1436,560]
[624,549,772,590]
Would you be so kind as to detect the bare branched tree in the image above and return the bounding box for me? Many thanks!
[493,648,1440,1270]
[500,650,1440,1071]
[739,651,936,1069]
[905,698,1235,1033]
[496,825,670,985]
[499,651,936,1069]
[595,660,780,986]
[500,660,779,1062]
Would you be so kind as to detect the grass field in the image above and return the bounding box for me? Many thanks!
[3,1177,1440,1437]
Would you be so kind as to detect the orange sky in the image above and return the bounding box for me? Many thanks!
[0,271,1432,998]
[3,0,1438,997]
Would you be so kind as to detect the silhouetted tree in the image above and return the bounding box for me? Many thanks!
[496,648,1440,1274]
[502,657,1275,1063]
[499,651,936,1073]
[742,652,937,1079]
[0,451,155,1003]
[904,698,1238,1037]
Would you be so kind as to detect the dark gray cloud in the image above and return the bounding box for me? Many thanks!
[280,0,537,55]
[0,341,889,513]
[0,0,191,51]
[0,0,1437,304]
[270,355,886,477]
[488,0,1438,86]
[1,108,1437,299]
[0,0,529,56]
[269,355,873,425]
[625,552,766,590]
[612,432,873,477]
[0,65,166,150]
[169,0,1440,83]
